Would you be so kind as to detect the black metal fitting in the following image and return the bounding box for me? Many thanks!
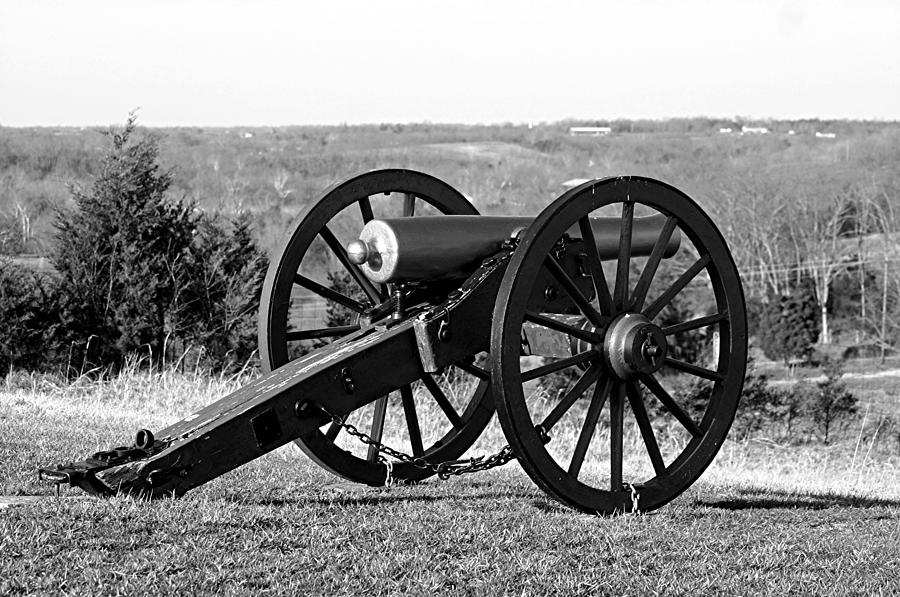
[135,429,155,450]
[294,400,315,418]
[341,367,355,393]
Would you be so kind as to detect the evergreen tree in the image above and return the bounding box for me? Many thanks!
[759,280,820,364]
[178,212,267,370]
[0,260,60,372]
[53,115,194,367]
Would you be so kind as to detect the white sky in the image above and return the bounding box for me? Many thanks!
[1,0,898,126]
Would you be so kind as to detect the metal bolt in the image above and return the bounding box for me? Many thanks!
[341,367,356,393]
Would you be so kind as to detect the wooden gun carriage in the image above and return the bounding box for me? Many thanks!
[41,170,747,514]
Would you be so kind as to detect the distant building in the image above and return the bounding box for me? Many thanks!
[741,126,769,135]
[815,131,837,139]
[569,126,611,136]
[719,127,733,134]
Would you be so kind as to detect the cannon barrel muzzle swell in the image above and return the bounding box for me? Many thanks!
[347,214,680,283]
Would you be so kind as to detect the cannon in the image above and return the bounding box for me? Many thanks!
[41,169,747,514]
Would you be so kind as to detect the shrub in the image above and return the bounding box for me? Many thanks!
[759,282,820,365]
[673,359,791,440]
[176,212,267,371]
[0,260,61,372]
[732,365,790,438]
[807,357,857,442]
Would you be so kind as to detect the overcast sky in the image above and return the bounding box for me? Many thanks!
[1,0,898,126]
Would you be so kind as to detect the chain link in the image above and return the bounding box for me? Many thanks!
[625,482,641,514]
[321,406,516,481]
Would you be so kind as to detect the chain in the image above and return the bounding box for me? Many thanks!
[320,406,516,482]
[624,482,641,514]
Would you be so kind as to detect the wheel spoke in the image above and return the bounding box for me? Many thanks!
[629,216,678,312]
[567,375,613,479]
[285,325,360,341]
[400,385,424,457]
[319,225,383,304]
[455,361,490,380]
[358,195,374,223]
[421,374,463,429]
[626,382,665,476]
[367,396,389,462]
[663,313,726,336]
[522,350,598,382]
[609,382,625,491]
[544,256,604,328]
[525,311,603,344]
[403,193,416,217]
[614,201,634,311]
[639,374,702,437]
[540,366,601,431]
[664,357,724,382]
[577,216,615,316]
[293,273,367,313]
[643,254,711,320]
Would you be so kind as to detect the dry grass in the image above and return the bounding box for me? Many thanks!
[2,368,899,595]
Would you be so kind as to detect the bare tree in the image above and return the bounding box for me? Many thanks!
[863,196,900,360]
[786,190,852,345]
[716,178,792,298]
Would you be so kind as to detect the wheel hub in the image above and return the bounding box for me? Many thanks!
[603,313,667,379]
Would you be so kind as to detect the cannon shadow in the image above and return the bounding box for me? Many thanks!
[229,479,540,508]
[697,487,900,510]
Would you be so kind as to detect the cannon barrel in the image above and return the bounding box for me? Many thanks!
[348,214,680,283]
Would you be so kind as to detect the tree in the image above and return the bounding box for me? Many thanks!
[0,260,60,372]
[759,281,820,365]
[786,191,853,345]
[861,196,900,360]
[177,212,267,370]
[50,115,272,373]
[716,177,793,297]
[53,114,196,367]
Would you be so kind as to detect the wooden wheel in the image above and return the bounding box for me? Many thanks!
[259,169,493,486]
[491,176,747,513]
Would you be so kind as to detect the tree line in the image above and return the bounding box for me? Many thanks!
[2,118,899,365]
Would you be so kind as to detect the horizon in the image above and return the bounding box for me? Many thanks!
[3,116,899,131]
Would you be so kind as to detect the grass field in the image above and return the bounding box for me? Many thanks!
[2,369,899,595]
